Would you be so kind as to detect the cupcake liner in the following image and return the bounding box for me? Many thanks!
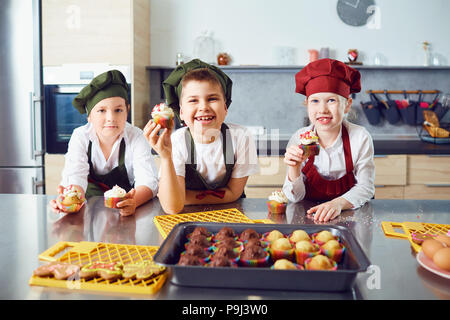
[152,115,173,129]
[269,246,295,262]
[311,232,340,246]
[267,201,287,214]
[299,143,320,157]
[320,245,346,263]
[104,196,125,209]
[294,243,320,265]
[270,263,304,271]
[238,253,270,268]
[304,257,338,271]
[57,195,86,213]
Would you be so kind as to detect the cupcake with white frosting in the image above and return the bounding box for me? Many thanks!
[267,190,288,214]
[57,185,85,213]
[151,102,174,129]
[104,185,127,208]
[298,130,320,157]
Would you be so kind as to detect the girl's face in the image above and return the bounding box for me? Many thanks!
[306,92,351,134]
[179,80,228,138]
[87,96,128,142]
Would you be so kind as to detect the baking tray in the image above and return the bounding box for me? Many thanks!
[153,222,371,292]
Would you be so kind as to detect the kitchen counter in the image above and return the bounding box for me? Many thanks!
[1,194,449,300]
[257,138,450,156]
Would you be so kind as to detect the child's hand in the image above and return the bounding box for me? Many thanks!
[143,120,173,159]
[117,188,136,216]
[284,145,307,182]
[50,186,65,213]
[306,197,351,222]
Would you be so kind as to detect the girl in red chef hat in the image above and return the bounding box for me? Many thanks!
[282,59,375,222]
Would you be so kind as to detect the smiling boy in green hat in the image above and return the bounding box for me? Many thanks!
[144,59,259,214]
[50,70,159,216]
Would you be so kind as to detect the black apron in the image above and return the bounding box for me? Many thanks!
[184,123,245,198]
[85,138,133,198]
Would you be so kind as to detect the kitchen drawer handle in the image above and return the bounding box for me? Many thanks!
[426,155,450,157]
[425,184,450,187]
[374,155,388,158]
[375,185,386,188]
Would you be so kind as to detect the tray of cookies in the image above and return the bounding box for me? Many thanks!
[29,241,167,295]
[153,222,371,292]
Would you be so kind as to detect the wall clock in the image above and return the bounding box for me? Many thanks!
[336,0,376,27]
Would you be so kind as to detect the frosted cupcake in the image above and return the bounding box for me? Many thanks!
[267,190,288,214]
[104,185,127,208]
[57,185,85,213]
[298,130,320,157]
[151,102,174,129]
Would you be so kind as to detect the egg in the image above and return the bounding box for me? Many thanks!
[422,239,445,259]
[432,248,450,271]
[435,234,450,247]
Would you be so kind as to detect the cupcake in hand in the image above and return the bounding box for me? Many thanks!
[267,190,288,214]
[151,103,174,129]
[104,185,127,209]
[56,185,86,213]
[298,130,320,157]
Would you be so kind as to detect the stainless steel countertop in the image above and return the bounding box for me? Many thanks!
[1,194,449,300]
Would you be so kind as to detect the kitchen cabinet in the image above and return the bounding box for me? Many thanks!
[374,155,407,199]
[245,157,286,198]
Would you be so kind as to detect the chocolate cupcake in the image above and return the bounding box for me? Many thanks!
[185,243,210,259]
[191,226,209,237]
[209,256,233,267]
[239,245,269,267]
[239,228,260,242]
[214,227,236,241]
[212,246,238,261]
[188,234,211,249]
[215,238,241,250]
[178,254,203,266]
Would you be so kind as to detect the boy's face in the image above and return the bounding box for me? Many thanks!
[87,96,128,141]
[179,80,228,137]
[306,92,351,134]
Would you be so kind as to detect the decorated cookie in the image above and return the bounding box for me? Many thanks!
[123,261,166,280]
[79,262,123,281]
[33,261,81,280]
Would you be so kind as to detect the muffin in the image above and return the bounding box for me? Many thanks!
[104,185,126,209]
[320,239,346,263]
[239,228,260,242]
[57,185,85,213]
[178,254,203,266]
[208,256,233,268]
[185,243,210,260]
[313,230,336,245]
[151,102,174,129]
[264,230,285,243]
[294,240,320,265]
[267,191,288,214]
[214,238,242,251]
[298,130,320,157]
[214,227,237,242]
[272,259,302,270]
[244,238,268,249]
[269,238,295,261]
[212,246,238,262]
[289,230,311,243]
[188,226,211,240]
[239,245,269,267]
[305,254,337,271]
[186,234,211,249]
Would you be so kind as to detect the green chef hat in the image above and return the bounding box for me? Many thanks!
[72,70,129,115]
[162,59,232,116]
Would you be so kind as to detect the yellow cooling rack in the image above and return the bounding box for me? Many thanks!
[29,241,167,295]
[154,208,272,239]
[382,221,450,253]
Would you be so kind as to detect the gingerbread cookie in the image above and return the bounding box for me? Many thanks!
[33,261,80,280]
[79,262,123,281]
[123,261,165,280]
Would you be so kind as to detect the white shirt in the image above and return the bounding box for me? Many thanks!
[61,122,159,196]
[282,121,375,208]
[169,123,260,185]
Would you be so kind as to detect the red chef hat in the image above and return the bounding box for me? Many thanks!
[295,59,361,98]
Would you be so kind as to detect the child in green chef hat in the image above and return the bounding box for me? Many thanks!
[49,70,159,216]
[144,59,259,214]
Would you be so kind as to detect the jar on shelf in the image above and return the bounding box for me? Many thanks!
[193,31,215,64]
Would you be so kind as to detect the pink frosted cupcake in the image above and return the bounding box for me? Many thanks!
[104,185,127,208]
[298,130,320,157]
[151,103,174,129]
[267,190,288,214]
[57,185,85,213]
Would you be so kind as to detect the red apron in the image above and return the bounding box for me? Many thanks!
[301,125,356,201]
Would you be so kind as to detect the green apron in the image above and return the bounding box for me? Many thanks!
[184,123,245,198]
[85,138,133,198]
